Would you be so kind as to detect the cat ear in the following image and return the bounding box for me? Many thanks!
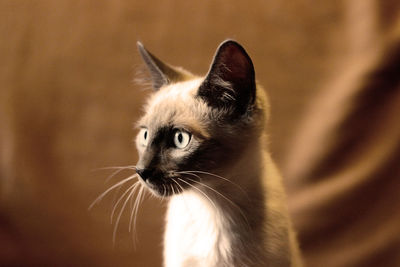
[137,41,190,90]
[198,40,256,115]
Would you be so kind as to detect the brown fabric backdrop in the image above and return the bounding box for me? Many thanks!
[1,1,399,266]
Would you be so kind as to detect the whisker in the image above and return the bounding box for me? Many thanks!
[129,183,137,210]
[113,183,137,244]
[185,177,250,227]
[110,182,123,209]
[105,166,137,183]
[127,185,147,249]
[111,182,139,224]
[177,171,201,180]
[177,178,217,210]
[170,183,176,195]
[172,179,185,194]
[172,179,193,217]
[105,169,135,184]
[129,185,143,233]
[91,165,137,183]
[94,165,137,171]
[129,187,139,233]
[88,174,138,210]
[178,170,248,197]
[177,171,202,180]
[134,186,145,238]
[162,184,168,200]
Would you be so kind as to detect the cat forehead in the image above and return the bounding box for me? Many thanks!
[149,78,203,105]
[138,78,211,137]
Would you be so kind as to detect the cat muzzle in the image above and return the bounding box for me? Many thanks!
[136,168,152,182]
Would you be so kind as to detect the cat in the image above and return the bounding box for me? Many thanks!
[135,40,302,267]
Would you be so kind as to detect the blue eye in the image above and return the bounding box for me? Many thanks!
[174,130,191,149]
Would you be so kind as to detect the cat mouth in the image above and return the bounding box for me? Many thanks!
[140,175,189,197]
[136,169,203,197]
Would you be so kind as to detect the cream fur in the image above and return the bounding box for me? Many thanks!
[163,127,302,266]
[138,80,304,266]
[136,42,302,266]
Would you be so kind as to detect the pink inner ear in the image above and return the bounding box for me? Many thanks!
[230,51,250,79]
[214,41,254,83]
[198,40,256,114]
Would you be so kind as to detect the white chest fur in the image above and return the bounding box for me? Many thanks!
[163,191,232,267]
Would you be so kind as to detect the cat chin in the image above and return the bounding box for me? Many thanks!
[140,178,185,198]
[145,187,166,198]
[138,179,162,196]
[148,188,180,199]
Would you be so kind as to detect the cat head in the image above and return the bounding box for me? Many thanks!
[135,40,268,197]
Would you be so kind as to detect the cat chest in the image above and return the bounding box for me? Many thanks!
[164,192,232,266]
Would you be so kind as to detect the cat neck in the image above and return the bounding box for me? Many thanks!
[164,135,271,266]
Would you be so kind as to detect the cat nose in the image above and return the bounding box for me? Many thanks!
[136,168,152,182]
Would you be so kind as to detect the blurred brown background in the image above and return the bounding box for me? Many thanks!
[1,1,400,266]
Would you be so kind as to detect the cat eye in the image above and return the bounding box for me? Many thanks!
[173,130,191,149]
[139,128,149,146]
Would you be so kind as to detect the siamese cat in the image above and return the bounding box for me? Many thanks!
[135,40,302,267]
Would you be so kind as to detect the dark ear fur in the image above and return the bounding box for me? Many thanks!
[137,41,189,90]
[198,40,256,115]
